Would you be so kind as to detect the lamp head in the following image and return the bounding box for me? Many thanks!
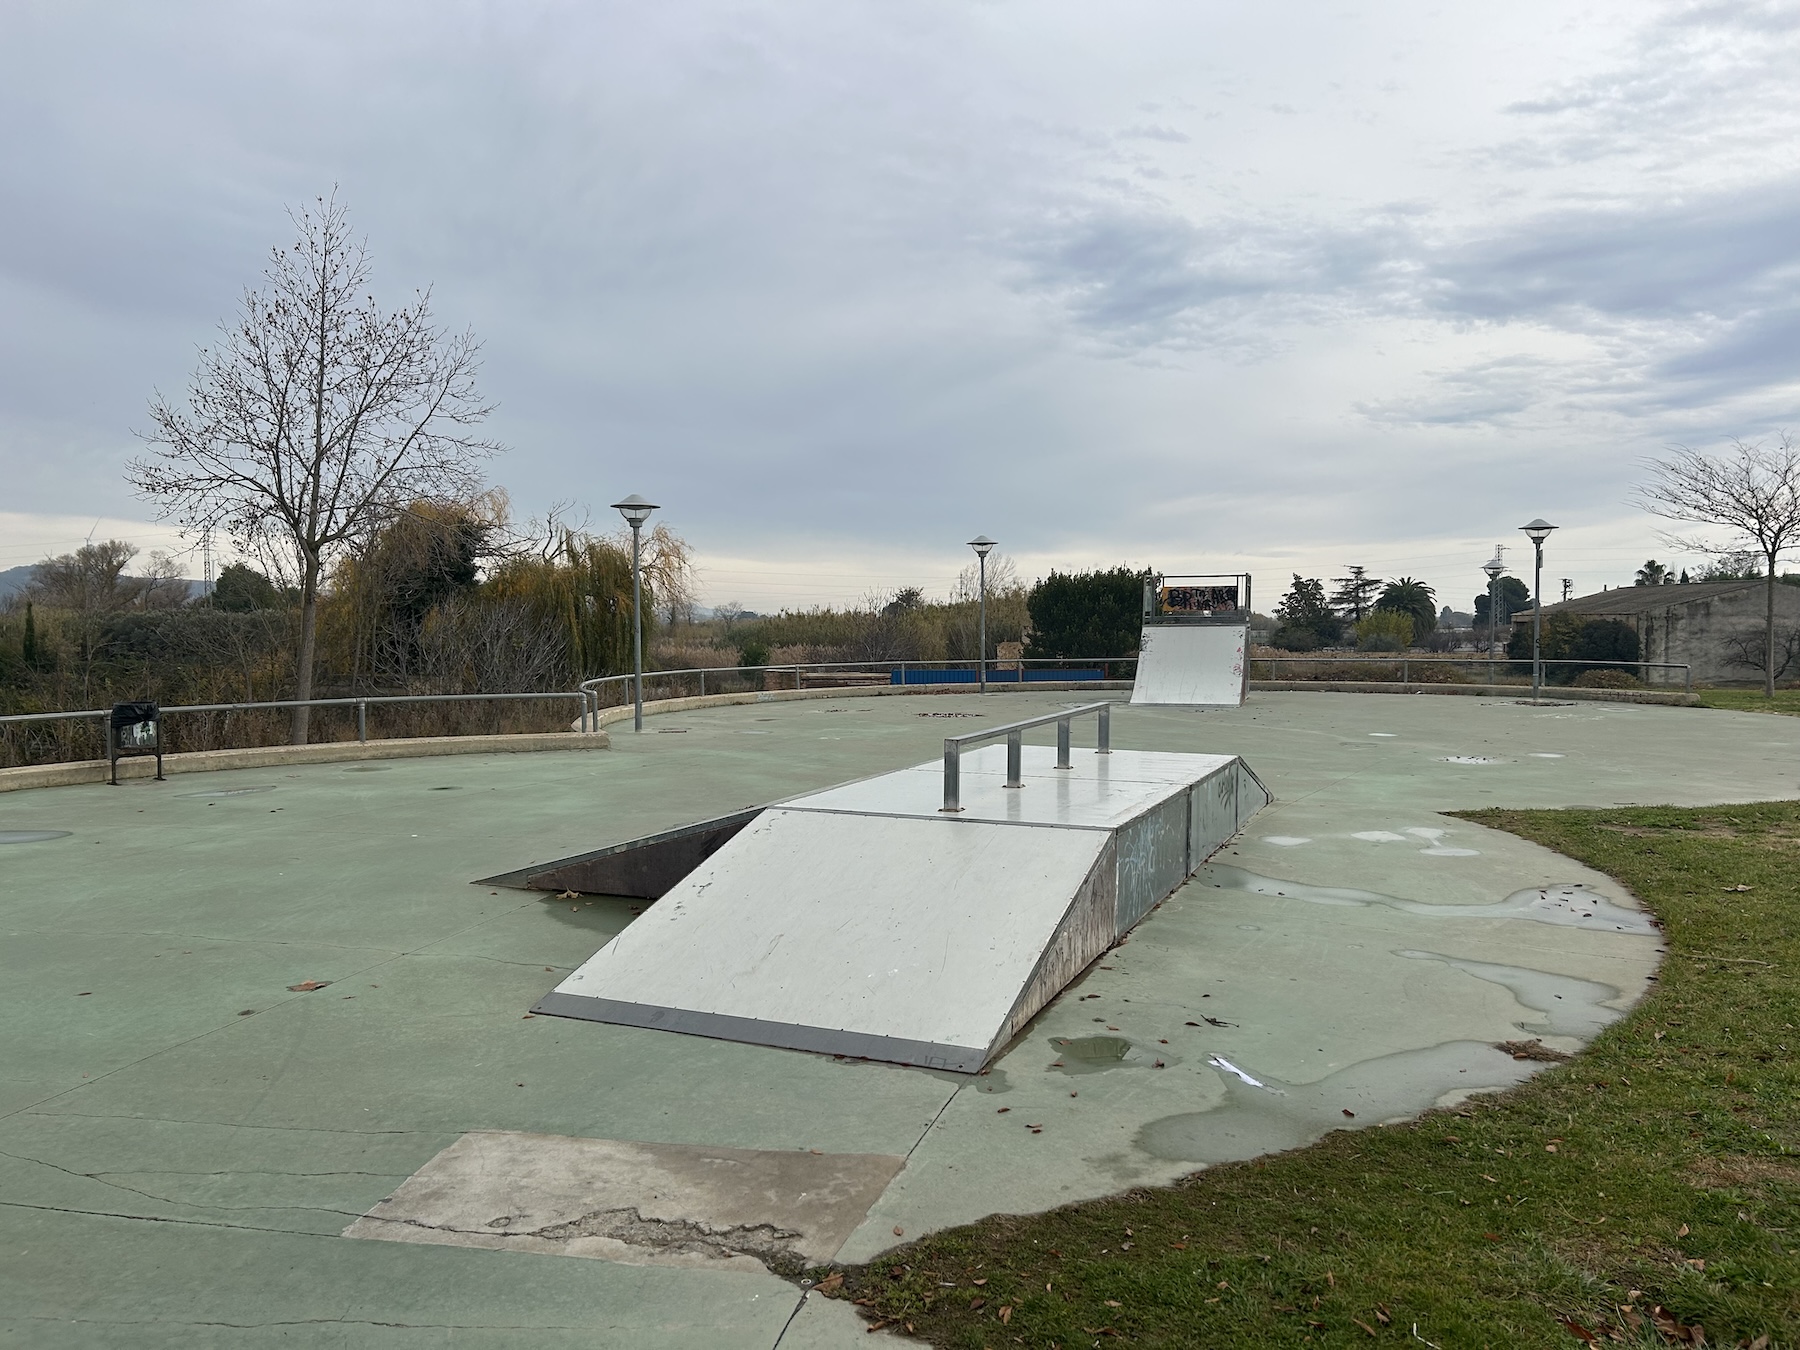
[967,534,997,558]
[1519,518,1556,543]
[611,494,658,528]
[1482,557,1506,580]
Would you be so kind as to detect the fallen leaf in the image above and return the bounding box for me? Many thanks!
[1326,1271,1335,1287]
[1677,1223,1690,1237]
[969,1297,985,1310]
[1105,1299,1122,1307]
[973,1278,987,1285]
[1343,1109,1356,1118]
[892,1225,904,1236]
[814,1273,844,1296]
[997,1106,1010,1113]
[286,980,330,992]
[559,890,579,899]
[1557,1317,1598,1343]
[999,1305,1012,1324]
[1375,1305,1391,1325]
[1353,1316,1379,1337]
[1546,1143,1558,1153]
[1153,1060,1166,1068]
[1725,884,1751,891]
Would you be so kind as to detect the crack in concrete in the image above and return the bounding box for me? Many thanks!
[0,1148,372,1217]
[23,1110,431,1135]
[1,1198,354,1238]
[17,1314,595,1330]
[373,1205,812,1274]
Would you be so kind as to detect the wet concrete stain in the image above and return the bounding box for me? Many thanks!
[1136,1040,1538,1163]
[0,830,72,844]
[1203,863,1658,935]
[1396,949,1627,1039]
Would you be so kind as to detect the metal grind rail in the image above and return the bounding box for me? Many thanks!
[940,701,1113,813]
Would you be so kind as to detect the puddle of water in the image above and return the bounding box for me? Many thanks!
[973,1069,1013,1095]
[1137,1040,1539,1163]
[0,830,72,844]
[1047,1035,1144,1074]
[343,766,392,772]
[176,786,278,799]
[1529,753,1565,759]
[1204,864,1658,935]
[1396,949,1625,1039]
[1368,733,1397,738]
[1261,836,1310,847]
[1352,830,1408,843]
[429,786,463,792]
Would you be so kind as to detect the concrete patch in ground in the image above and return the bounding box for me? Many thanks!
[345,1131,905,1273]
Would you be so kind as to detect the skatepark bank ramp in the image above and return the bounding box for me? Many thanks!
[518,705,1269,1071]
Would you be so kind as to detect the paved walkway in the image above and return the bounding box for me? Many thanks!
[2,692,1792,1347]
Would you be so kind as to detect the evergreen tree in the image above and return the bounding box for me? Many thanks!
[1329,565,1381,621]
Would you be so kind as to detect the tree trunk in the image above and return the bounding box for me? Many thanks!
[1767,560,1778,699]
[291,559,321,744]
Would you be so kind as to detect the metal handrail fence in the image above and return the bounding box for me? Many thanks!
[939,701,1112,812]
[578,656,1137,705]
[1250,655,1693,693]
[1,650,1695,770]
[0,690,598,766]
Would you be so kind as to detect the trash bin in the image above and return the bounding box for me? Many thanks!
[109,702,164,784]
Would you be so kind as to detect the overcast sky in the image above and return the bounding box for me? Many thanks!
[5,0,1800,612]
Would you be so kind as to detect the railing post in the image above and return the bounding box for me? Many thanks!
[941,741,962,812]
[1006,730,1023,787]
[357,701,367,743]
[1056,716,1071,768]
[1402,657,1409,684]
[1098,703,1111,754]
[700,671,706,697]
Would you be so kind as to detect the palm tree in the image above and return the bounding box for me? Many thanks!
[1376,577,1437,637]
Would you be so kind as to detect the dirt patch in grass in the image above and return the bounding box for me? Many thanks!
[813,801,1800,1347]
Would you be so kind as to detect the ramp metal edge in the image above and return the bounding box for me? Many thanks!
[532,992,986,1073]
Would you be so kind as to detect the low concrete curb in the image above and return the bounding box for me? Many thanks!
[588,680,1134,728]
[0,731,611,793]
[1248,679,1700,706]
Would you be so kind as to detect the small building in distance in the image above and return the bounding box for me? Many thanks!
[1521,580,1800,686]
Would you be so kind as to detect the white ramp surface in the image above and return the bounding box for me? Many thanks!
[1131,624,1248,707]
[536,745,1268,1071]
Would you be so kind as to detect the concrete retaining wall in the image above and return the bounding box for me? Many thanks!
[1247,680,1700,706]
[0,731,611,793]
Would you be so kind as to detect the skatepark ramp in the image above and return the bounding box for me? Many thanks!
[519,703,1269,1072]
[1131,572,1251,707]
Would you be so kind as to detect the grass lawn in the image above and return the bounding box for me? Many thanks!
[817,803,1800,1348]
[1697,689,1800,717]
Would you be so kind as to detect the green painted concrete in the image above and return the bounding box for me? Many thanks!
[1,692,1792,1346]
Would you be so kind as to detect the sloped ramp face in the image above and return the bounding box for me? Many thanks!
[1130,624,1249,707]
[534,747,1269,1072]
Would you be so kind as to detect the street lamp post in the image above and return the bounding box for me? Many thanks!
[611,494,659,731]
[968,536,996,693]
[1481,555,1505,686]
[1519,519,1557,703]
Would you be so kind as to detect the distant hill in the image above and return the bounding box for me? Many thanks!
[0,565,205,603]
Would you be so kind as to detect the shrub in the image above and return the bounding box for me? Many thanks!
[1355,610,1413,652]
[1025,567,1147,659]
[1572,668,1642,689]
[1268,626,1322,652]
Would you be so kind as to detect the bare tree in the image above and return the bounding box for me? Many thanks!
[1637,435,1800,697]
[28,540,142,612]
[130,194,498,741]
